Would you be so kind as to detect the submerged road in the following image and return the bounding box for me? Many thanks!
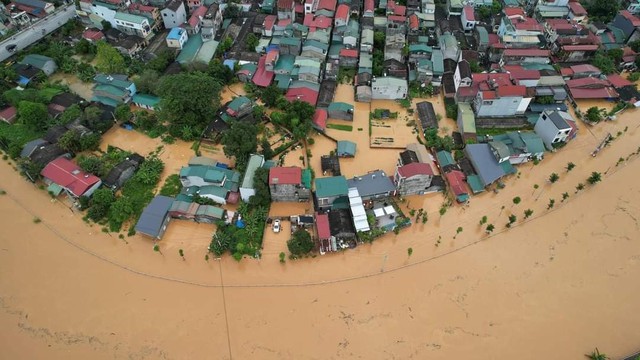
[0,4,76,63]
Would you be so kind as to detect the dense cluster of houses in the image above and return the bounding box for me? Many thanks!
[0,0,57,35]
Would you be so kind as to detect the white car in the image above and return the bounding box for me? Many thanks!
[272,219,281,233]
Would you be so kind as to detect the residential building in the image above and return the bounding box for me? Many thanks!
[461,5,475,31]
[611,10,640,43]
[102,153,144,190]
[534,110,573,149]
[336,140,357,157]
[447,0,463,16]
[567,2,587,23]
[315,175,349,210]
[185,5,206,35]
[347,170,396,201]
[439,32,460,61]
[134,195,174,239]
[497,8,544,48]
[40,157,102,198]
[13,0,53,14]
[166,27,188,49]
[201,3,222,42]
[82,28,105,43]
[92,74,136,107]
[127,3,161,32]
[371,76,407,100]
[179,165,240,190]
[334,3,349,27]
[629,0,640,15]
[383,59,408,79]
[114,12,151,38]
[464,143,508,187]
[327,102,353,120]
[454,59,472,92]
[567,77,619,99]
[457,102,476,142]
[395,162,434,196]
[161,0,187,29]
[473,85,531,117]
[132,94,160,110]
[0,106,17,124]
[19,54,56,76]
[269,166,311,202]
[445,170,469,203]
[239,154,265,202]
[339,48,359,68]
[501,48,551,65]
[416,101,437,131]
[491,132,545,164]
[277,0,294,20]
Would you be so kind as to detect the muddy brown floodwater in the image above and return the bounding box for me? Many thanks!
[2,94,640,359]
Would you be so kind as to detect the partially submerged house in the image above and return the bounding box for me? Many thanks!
[92,74,137,107]
[134,195,174,239]
[534,110,573,149]
[19,54,57,76]
[315,175,349,210]
[40,157,102,198]
[327,102,354,120]
[371,76,408,100]
[416,101,438,132]
[336,140,357,157]
[445,170,469,203]
[269,166,311,202]
[464,143,511,187]
[347,170,396,201]
[394,162,434,196]
[239,154,265,202]
[457,103,476,142]
[102,153,144,190]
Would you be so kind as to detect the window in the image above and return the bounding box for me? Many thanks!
[483,100,493,105]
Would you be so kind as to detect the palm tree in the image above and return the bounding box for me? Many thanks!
[547,199,555,210]
[454,227,463,239]
[508,214,517,224]
[179,248,185,260]
[513,196,521,205]
[561,192,569,202]
[407,247,413,257]
[576,183,585,193]
[153,243,162,255]
[566,162,576,172]
[587,172,602,185]
[524,209,533,219]
[549,173,560,183]
[585,348,609,360]
[479,216,488,225]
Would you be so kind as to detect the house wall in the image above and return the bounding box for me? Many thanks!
[92,4,117,28]
[453,65,471,91]
[328,109,353,120]
[395,172,432,196]
[161,3,187,28]
[534,114,570,148]
[316,195,341,210]
[115,17,150,38]
[199,192,227,205]
[82,180,103,198]
[239,187,255,202]
[461,9,474,30]
[42,61,57,76]
[270,184,311,202]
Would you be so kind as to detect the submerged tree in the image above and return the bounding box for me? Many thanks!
[549,173,560,183]
[587,172,602,185]
[566,162,576,172]
[585,348,609,360]
[486,224,495,234]
[524,209,533,219]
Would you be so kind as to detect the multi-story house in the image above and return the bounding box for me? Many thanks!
[534,110,574,149]
[201,3,222,42]
[395,162,434,196]
[114,12,151,39]
[473,85,532,117]
[161,0,187,29]
[128,3,161,32]
[497,8,544,48]
[269,167,312,202]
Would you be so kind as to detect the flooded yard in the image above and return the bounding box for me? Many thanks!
[49,73,94,101]
[369,99,419,148]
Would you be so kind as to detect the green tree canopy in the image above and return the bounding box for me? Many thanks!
[585,0,620,23]
[249,167,271,208]
[287,229,314,256]
[156,72,222,140]
[18,101,48,131]
[95,41,126,74]
[208,59,235,86]
[592,52,616,74]
[134,69,160,95]
[246,33,259,51]
[221,120,258,169]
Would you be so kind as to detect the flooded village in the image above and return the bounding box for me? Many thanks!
[1,0,640,357]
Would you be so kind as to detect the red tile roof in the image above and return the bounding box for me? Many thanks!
[339,48,358,57]
[316,213,331,239]
[277,0,294,9]
[513,18,543,32]
[335,4,349,22]
[277,18,292,27]
[398,163,434,178]
[252,55,275,87]
[497,85,526,97]
[364,0,374,12]
[317,0,337,11]
[388,0,406,16]
[41,158,101,197]
[606,74,633,88]
[560,67,574,77]
[503,48,550,57]
[188,6,206,27]
[445,170,468,197]
[128,3,157,13]
[304,14,332,29]
[265,49,278,65]
[456,85,478,98]
[0,106,17,123]
[482,90,496,99]
[313,108,327,129]
[570,64,600,74]
[463,5,474,21]
[472,73,512,89]
[388,14,406,23]
[620,10,640,27]
[269,166,302,185]
[286,86,319,106]
[409,14,419,30]
[509,68,541,81]
[562,44,599,51]
[568,1,587,15]
[504,8,525,17]
[295,3,303,13]
[264,15,277,29]
[82,29,104,42]
[488,33,500,45]
[622,46,637,63]
[569,87,619,99]
[567,77,611,88]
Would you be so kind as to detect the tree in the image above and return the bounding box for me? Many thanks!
[260,84,283,107]
[549,173,559,183]
[562,192,569,202]
[469,60,482,73]
[147,50,176,73]
[101,20,112,31]
[536,95,554,104]
[508,214,517,224]
[373,30,385,49]
[159,174,183,197]
[249,167,271,208]
[18,101,48,131]
[86,188,115,221]
[585,348,609,360]
[512,196,521,205]
[585,0,620,23]
[260,138,274,159]
[114,104,132,123]
[445,104,458,119]
[287,229,314,256]
[78,155,103,175]
[76,38,96,55]
[585,106,606,123]
[279,251,286,263]
[576,183,585,192]
[547,198,555,210]
[592,52,616,75]
[407,247,413,257]
[246,33,259,51]
[439,206,447,216]
[587,172,602,185]
[221,121,258,169]
[95,41,126,74]
[479,215,487,225]
[454,226,463,238]
[153,243,162,254]
[58,129,82,153]
[566,162,576,172]
[486,224,495,234]
[223,3,240,18]
[179,248,185,260]
[157,72,222,140]
[607,48,623,63]
[208,59,235,86]
[524,209,533,219]
[134,69,160,95]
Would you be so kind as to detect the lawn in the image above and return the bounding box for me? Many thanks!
[326,123,353,132]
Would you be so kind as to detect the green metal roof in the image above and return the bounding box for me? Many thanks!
[47,182,63,196]
[458,103,476,133]
[500,160,517,175]
[329,44,344,57]
[94,84,127,97]
[275,73,292,89]
[198,185,228,199]
[115,11,147,24]
[476,26,489,44]
[303,39,329,51]
[94,74,133,90]
[196,205,225,219]
[280,37,301,46]
[466,175,484,194]
[227,96,251,111]
[301,168,312,189]
[328,102,353,112]
[177,35,204,64]
[431,50,444,74]
[20,54,54,70]
[274,54,296,73]
[241,154,265,189]
[315,176,348,198]
[91,95,121,107]
[436,150,455,167]
[409,44,432,53]
[520,132,546,154]
[132,93,160,107]
[336,140,356,156]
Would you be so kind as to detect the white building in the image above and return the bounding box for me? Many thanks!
[461,5,476,31]
[534,110,573,149]
[161,0,187,28]
[166,27,188,49]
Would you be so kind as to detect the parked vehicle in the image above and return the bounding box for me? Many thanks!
[272,219,281,233]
